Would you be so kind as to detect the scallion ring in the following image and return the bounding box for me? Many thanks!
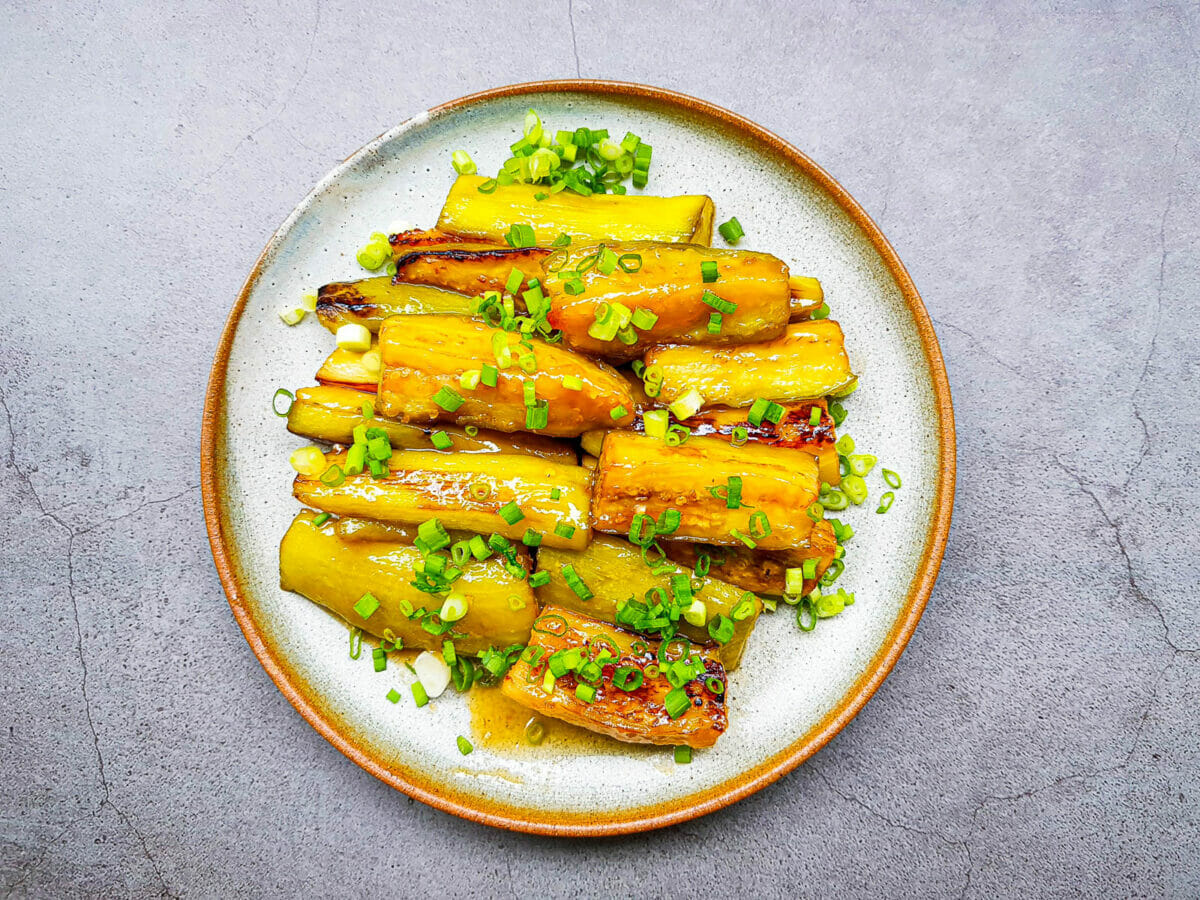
[271,388,294,417]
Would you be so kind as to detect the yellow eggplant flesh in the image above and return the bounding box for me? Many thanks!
[788,275,825,319]
[645,320,856,408]
[286,385,577,463]
[585,399,840,485]
[332,515,531,563]
[315,278,474,333]
[544,243,790,358]
[386,227,507,253]
[315,348,377,392]
[662,519,839,597]
[591,433,820,550]
[438,175,715,246]
[501,607,727,748]
[279,511,536,654]
[393,246,551,297]
[293,450,592,550]
[534,536,760,669]
[376,315,635,437]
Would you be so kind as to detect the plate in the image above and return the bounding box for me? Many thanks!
[201,80,955,836]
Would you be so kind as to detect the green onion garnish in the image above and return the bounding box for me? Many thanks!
[730,426,749,447]
[480,363,499,387]
[673,745,692,764]
[717,217,745,244]
[498,501,525,526]
[882,468,902,489]
[551,233,572,247]
[611,405,628,420]
[664,687,691,719]
[550,487,562,500]
[456,735,474,755]
[707,312,722,334]
[553,522,576,539]
[412,682,429,707]
[477,178,498,194]
[353,593,379,619]
[617,253,643,273]
[272,388,294,417]
[701,291,737,316]
[575,683,597,704]
[562,564,593,601]
[522,528,542,548]
[432,386,464,412]
[811,302,831,320]
[700,260,719,283]
[529,570,551,588]
[386,688,401,704]
[313,512,331,527]
[451,150,477,175]
[876,491,895,514]
[630,307,658,331]
[809,406,822,427]
[430,431,452,450]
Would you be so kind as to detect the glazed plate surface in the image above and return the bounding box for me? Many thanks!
[201,81,955,835]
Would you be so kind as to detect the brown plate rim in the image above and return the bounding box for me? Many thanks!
[200,78,956,837]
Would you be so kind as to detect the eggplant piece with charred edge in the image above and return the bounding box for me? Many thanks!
[591,433,821,551]
[500,606,727,748]
[293,450,592,550]
[533,535,761,669]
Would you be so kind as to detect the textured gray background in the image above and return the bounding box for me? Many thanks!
[1,1,1196,897]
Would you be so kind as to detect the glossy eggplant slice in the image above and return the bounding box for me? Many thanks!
[591,433,820,551]
[533,535,761,669]
[286,384,577,463]
[392,246,551,297]
[543,242,790,358]
[500,607,727,748]
[644,320,856,408]
[293,449,592,550]
[376,314,635,437]
[279,510,536,654]
[663,519,839,597]
[438,175,715,246]
[315,278,474,333]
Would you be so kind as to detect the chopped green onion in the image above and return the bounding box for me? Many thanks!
[271,388,294,417]
[477,178,498,194]
[456,735,474,755]
[643,409,669,440]
[674,745,693,764]
[550,487,562,500]
[848,454,877,476]
[809,406,822,427]
[747,398,771,427]
[498,501,525,526]
[828,401,848,426]
[796,597,817,632]
[575,683,597,704]
[440,592,468,622]
[835,434,856,455]
[707,312,722,334]
[432,386,464,412]
[700,260,720,283]
[313,512,331,527]
[841,474,868,505]
[417,518,451,552]
[504,268,525,294]
[611,405,628,420]
[561,564,593,601]
[730,426,748,447]
[731,594,756,621]
[883,468,902,489]
[617,253,643,273]
[682,599,707,627]
[529,570,551,588]
[451,150,477,175]
[551,233,572,247]
[811,302,831,320]
[877,491,895,514]
[430,431,452,450]
[708,614,735,644]
[656,509,681,535]
[386,688,401,704]
[668,388,704,421]
[522,528,542,548]
[553,522,576,539]
[319,464,346,487]
[525,401,549,430]
[729,528,756,549]
[748,511,771,538]
[372,647,387,672]
[480,363,499,388]
[664,687,691,719]
[613,666,644,691]
[411,682,429,707]
[701,291,737,315]
[353,593,379,619]
[717,217,745,244]
[630,307,658,330]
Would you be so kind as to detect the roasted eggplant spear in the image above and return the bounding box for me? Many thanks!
[533,535,761,669]
[376,315,635,436]
[316,279,474,333]
[279,511,537,653]
[591,433,821,550]
[287,384,577,463]
[501,607,728,748]
[293,450,592,550]
[644,320,856,408]
[438,175,715,246]
[542,242,791,359]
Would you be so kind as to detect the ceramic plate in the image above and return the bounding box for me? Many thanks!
[201,81,955,835]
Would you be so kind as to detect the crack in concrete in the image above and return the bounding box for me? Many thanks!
[567,0,581,77]
[929,315,1031,383]
[183,0,321,195]
[812,767,971,895]
[0,388,180,898]
[1049,453,1190,653]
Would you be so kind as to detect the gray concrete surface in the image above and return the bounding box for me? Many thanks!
[1,1,1196,896]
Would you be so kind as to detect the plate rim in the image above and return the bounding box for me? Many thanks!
[200,78,956,837]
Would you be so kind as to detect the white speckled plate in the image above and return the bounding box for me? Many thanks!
[201,81,955,835]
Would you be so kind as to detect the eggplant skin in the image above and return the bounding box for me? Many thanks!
[437,175,715,246]
[293,449,593,550]
[645,320,856,408]
[315,278,474,333]
[533,535,761,670]
[663,519,839,597]
[591,433,820,551]
[376,315,635,437]
[286,384,577,464]
[279,510,536,654]
[544,242,790,359]
[500,607,727,748]
[392,246,550,297]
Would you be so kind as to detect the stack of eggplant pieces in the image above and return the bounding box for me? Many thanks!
[280,175,856,749]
